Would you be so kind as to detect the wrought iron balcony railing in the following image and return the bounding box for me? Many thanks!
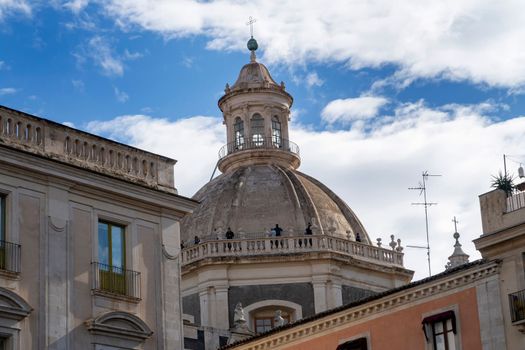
[92,262,141,300]
[218,137,300,160]
[509,289,525,323]
[0,240,21,275]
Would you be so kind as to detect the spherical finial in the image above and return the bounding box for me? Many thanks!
[453,231,460,240]
[247,37,258,51]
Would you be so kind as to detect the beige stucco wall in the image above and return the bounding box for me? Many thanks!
[0,142,196,349]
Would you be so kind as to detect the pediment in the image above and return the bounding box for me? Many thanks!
[85,311,153,341]
[0,288,32,321]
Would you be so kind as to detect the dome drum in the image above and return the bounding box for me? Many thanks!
[217,138,300,172]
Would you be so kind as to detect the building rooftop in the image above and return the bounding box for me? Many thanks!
[0,105,178,193]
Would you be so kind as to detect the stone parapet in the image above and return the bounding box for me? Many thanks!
[0,105,176,192]
[181,235,404,268]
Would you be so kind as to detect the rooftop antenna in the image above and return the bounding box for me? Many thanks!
[246,16,257,38]
[407,171,441,277]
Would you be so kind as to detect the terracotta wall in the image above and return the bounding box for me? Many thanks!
[283,287,482,350]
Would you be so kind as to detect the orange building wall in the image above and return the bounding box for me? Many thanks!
[283,287,482,350]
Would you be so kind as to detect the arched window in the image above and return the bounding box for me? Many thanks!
[233,117,245,150]
[250,113,264,147]
[271,116,282,148]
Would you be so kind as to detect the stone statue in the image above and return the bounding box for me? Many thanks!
[233,302,247,329]
[274,310,285,328]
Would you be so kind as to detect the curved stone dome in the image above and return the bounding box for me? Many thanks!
[180,164,371,244]
[230,61,279,91]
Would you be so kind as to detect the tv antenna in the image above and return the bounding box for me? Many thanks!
[407,171,441,277]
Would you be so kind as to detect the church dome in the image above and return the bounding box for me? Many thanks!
[180,163,371,243]
[230,61,279,91]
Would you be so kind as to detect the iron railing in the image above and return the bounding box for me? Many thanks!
[218,137,300,160]
[92,262,141,300]
[0,240,21,274]
[509,289,525,323]
[506,191,525,213]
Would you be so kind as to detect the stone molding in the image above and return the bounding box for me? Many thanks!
[0,105,175,190]
[85,311,153,341]
[224,261,499,350]
[0,287,33,321]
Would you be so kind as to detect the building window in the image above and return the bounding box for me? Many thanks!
[336,337,368,350]
[271,116,282,148]
[422,310,457,350]
[252,309,290,333]
[0,195,5,242]
[250,114,264,147]
[97,221,126,295]
[234,117,245,150]
[0,195,5,270]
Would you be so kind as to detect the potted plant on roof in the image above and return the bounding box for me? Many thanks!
[491,171,515,197]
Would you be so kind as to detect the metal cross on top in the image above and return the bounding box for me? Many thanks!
[452,216,459,232]
[246,16,257,38]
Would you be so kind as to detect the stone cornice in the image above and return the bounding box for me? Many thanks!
[223,260,499,350]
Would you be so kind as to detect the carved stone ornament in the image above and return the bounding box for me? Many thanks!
[85,311,153,341]
[0,287,33,321]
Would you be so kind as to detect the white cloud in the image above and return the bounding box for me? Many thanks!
[113,86,129,103]
[0,87,17,95]
[86,114,225,193]
[123,49,143,60]
[305,72,324,88]
[63,0,89,13]
[321,96,389,124]
[71,79,85,92]
[87,36,124,76]
[62,121,75,128]
[84,101,525,280]
[97,0,525,88]
[0,0,31,20]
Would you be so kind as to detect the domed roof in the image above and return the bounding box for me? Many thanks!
[230,61,279,91]
[180,164,371,243]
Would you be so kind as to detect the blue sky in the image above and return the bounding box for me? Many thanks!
[2,0,525,279]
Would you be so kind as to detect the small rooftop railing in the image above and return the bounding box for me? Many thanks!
[0,240,21,275]
[0,106,175,190]
[506,191,525,213]
[181,234,404,267]
[509,289,525,324]
[218,137,300,160]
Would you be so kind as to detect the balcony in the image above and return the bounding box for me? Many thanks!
[181,234,404,268]
[0,240,21,276]
[91,262,141,301]
[217,137,301,172]
[218,137,300,160]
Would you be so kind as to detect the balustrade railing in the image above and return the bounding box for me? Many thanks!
[507,191,525,213]
[0,240,21,274]
[181,235,403,267]
[218,137,300,160]
[509,289,525,323]
[92,262,141,300]
[0,106,175,189]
